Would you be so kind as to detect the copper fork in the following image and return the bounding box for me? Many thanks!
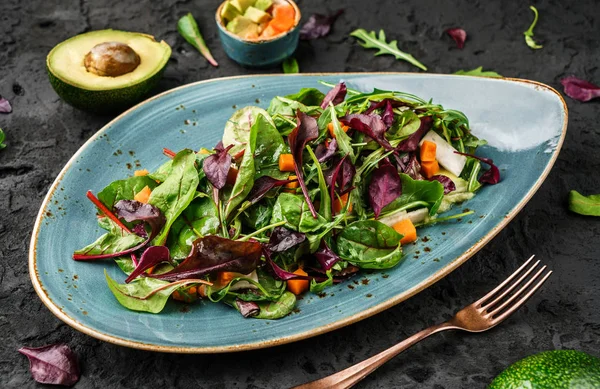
[293,255,552,389]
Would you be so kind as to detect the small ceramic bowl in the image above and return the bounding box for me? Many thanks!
[215,0,301,68]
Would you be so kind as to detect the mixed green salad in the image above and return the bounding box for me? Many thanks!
[73,82,500,319]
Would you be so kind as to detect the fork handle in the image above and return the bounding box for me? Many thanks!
[291,322,455,389]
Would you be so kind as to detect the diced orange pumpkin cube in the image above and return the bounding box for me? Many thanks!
[287,268,309,295]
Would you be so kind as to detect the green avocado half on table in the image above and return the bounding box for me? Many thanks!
[47,29,171,114]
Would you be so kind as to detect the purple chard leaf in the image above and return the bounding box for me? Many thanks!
[395,153,423,180]
[300,9,344,40]
[18,344,80,386]
[125,245,171,283]
[203,142,234,189]
[344,113,394,150]
[320,82,347,109]
[0,97,12,114]
[151,235,262,281]
[454,151,501,185]
[446,28,467,49]
[315,138,337,163]
[114,200,166,242]
[288,111,320,218]
[430,175,456,194]
[314,241,341,270]
[369,159,402,218]
[235,299,260,318]
[263,248,313,281]
[560,76,600,102]
[246,176,295,205]
[397,116,433,152]
[266,226,306,253]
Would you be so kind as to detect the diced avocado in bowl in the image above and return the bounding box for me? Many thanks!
[47,29,171,114]
[219,0,297,41]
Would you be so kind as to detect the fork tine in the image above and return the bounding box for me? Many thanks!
[487,265,547,316]
[475,255,536,307]
[482,259,541,311]
[491,270,552,324]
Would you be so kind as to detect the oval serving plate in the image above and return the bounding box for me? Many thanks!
[29,73,567,353]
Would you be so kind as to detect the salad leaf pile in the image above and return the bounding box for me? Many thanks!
[74,82,499,319]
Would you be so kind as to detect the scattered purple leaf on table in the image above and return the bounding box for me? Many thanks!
[18,344,80,386]
[446,28,467,49]
[300,10,344,40]
[0,97,12,114]
[560,76,600,102]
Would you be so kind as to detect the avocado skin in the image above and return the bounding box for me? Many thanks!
[47,63,167,114]
[489,350,600,389]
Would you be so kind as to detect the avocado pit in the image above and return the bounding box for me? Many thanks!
[84,42,140,77]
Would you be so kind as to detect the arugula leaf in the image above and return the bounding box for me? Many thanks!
[336,220,404,269]
[167,195,220,259]
[0,128,5,149]
[382,173,444,216]
[350,29,427,71]
[282,57,299,73]
[307,147,332,221]
[328,105,356,162]
[569,190,600,216]
[523,6,543,49]
[148,149,199,246]
[177,12,218,66]
[242,199,274,230]
[254,291,296,319]
[454,67,502,78]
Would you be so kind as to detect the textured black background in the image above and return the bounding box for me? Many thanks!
[1,0,599,388]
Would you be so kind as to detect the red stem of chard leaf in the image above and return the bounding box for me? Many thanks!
[163,148,176,159]
[86,191,131,233]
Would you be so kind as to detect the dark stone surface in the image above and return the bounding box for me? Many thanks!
[1,0,599,388]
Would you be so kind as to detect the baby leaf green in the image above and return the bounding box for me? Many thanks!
[454,67,502,78]
[568,190,600,216]
[0,128,6,149]
[282,57,299,74]
[382,173,444,216]
[98,176,158,210]
[105,270,181,313]
[177,12,218,66]
[74,219,144,257]
[350,28,427,71]
[148,149,199,246]
[254,291,296,319]
[523,6,543,50]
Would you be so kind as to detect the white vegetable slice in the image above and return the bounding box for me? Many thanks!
[224,270,259,291]
[420,131,467,176]
[378,208,429,228]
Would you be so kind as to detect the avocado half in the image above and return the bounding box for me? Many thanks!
[47,30,171,114]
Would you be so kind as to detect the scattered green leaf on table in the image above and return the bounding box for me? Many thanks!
[0,128,5,149]
[282,57,299,73]
[454,67,502,78]
[569,190,600,216]
[350,28,427,71]
[178,12,219,66]
[523,6,543,49]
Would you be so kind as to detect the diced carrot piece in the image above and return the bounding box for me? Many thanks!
[218,271,238,286]
[270,4,296,32]
[287,268,309,295]
[333,193,352,214]
[146,265,155,275]
[279,154,295,172]
[226,167,239,186]
[260,23,281,39]
[198,285,207,297]
[188,286,197,296]
[393,218,418,245]
[421,160,440,178]
[172,290,184,301]
[133,185,152,203]
[420,140,437,162]
[285,175,299,189]
[327,122,349,138]
[134,169,149,177]
[198,148,211,154]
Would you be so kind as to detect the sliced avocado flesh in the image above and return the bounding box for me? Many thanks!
[254,0,272,11]
[230,0,255,13]
[47,29,171,113]
[220,1,241,22]
[244,6,271,24]
[226,16,256,34]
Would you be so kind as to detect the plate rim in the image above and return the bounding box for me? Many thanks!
[29,72,568,353]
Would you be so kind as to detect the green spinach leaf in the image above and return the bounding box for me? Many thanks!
[282,57,299,73]
[454,67,502,78]
[382,173,444,215]
[270,193,328,233]
[105,270,180,314]
[285,88,325,106]
[309,270,333,293]
[254,291,296,319]
[336,220,404,269]
[98,176,158,210]
[74,219,144,256]
[148,149,199,246]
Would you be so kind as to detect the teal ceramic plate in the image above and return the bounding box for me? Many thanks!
[29,73,567,353]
